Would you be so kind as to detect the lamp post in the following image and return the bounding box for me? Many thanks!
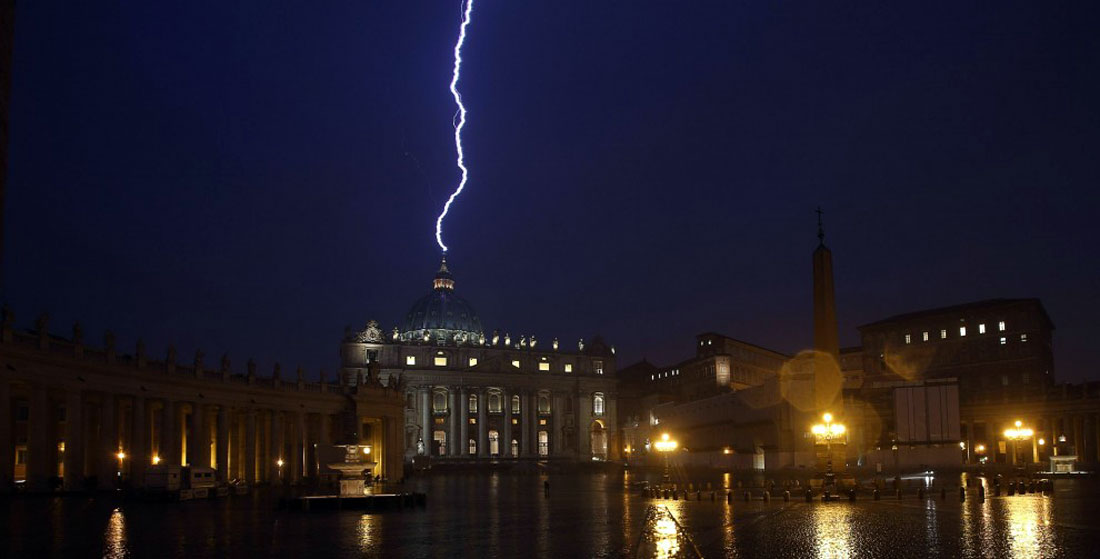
[653,433,678,486]
[811,412,846,491]
[1003,420,1034,473]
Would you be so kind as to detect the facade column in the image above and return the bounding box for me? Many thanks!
[502,388,512,458]
[0,380,12,492]
[459,387,469,457]
[419,387,430,454]
[27,385,52,491]
[529,392,538,457]
[477,388,488,458]
[97,394,117,490]
[552,393,565,457]
[63,389,84,490]
[448,389,459,456]
[216,406,230,481]
[131,395,147,485]
[520,390,531,457]
[245,411,257,485]
[186,403,199,466]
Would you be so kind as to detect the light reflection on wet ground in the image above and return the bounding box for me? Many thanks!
[1,473,1099,558]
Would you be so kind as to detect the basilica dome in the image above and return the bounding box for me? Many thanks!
[400,256,483,344]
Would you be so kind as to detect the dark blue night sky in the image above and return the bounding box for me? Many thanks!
[4,1,1098,381]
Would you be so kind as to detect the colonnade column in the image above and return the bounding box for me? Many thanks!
[502,388,512,457]
[262,411,273,483]
[272,412,285,483]
[292,411,304,482]
[477,388,488,458]
[448,389,459,456]
[162,401,179,466]
[216,406,230,481]
[131,395,147,483]
[459,387,469,457]
[26,385,51,491]
[97,394,117,489]
[419,387,430,454]
[63,389,84,490]
[0,380,12,491]
[245,411,257,485]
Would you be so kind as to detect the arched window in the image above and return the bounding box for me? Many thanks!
[488,391,502,413]
[593,393,605,416]
[468,393,478,413]
[511,439,519,457]
[489,430,500,455]
[468,438,477,455]
[538,394,551,415]
[433,390,448,413]
[511,395,520,415]
[406,392,415,410]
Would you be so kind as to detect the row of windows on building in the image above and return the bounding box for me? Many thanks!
[902,321,1025,344]
[652,368,681,381]
[405,352,601,374]
[426,391,605,417]
[430,430,550,457]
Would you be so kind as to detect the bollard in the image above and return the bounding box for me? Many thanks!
[673,490,678,501]
[764,490,771,502]
[784,490,791,502]
[873,489,880,501]
[1007,483,1015,496]
[805,489,813,502]
[664,489,670,499]
[848,489,856,502]
[918,487,925,499]
[979,485,986,500]
[959,486,966,501]
[696,490,702,501]
[994,485,1000,497]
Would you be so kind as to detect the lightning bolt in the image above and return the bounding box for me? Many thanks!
[435,0,475,253]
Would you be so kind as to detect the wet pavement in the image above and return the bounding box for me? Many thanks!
[2,471,1099,557]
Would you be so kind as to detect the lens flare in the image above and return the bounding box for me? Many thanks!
[435,0,475,253]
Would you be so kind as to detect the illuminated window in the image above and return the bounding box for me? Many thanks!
[1020,334,1028,342]
[959,326,967,337]
[593,393,605,416]
[468,357,478,367]
[904,334,911,344]
[468,439,476,455]
[594,360,604,375]
[468,394,478,413]
[979,323,986,334]
[433,430,447,456]
[538,362,550,371]
[511,418,518,425]
[539,418,547,425]
[998,321,1006,331]
[707,339,712,345]
[434,355,448,367]
[511,360,520,368]
[511,439,519,456]
[406,355,417,366]
[922,331,929,342]
[1000,337,1007,345]
[650,374,654,380]
[564,363,573,373]
[538,431,549,456]
[468,417,477,425]
[940,329,947,339]
[432,391,447,412]
[488,391,502,413]
[699,341,704,346]
[511,395,520,415]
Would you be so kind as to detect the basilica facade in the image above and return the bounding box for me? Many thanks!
[340,257,619,463]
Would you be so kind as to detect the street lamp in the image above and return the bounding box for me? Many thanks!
[1003,420,1034,469]
[811,412,846,490]
[653,433,678,485]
